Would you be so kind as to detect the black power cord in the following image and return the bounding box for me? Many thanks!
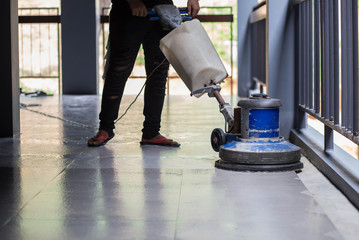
[21,57,167,130]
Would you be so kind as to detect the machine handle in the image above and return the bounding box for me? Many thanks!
[148,8,192,21]
[191,85,222,97]
[148,9,189,15]
[191,85,235,132]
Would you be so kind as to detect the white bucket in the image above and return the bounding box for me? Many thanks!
[159,19,228,96]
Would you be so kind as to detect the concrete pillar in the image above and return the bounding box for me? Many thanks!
[237,0,258,98]
[0,0,20,137]
[61,0,100,94]
[267,0,296,138]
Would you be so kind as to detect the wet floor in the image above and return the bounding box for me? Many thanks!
[0,94,347,239]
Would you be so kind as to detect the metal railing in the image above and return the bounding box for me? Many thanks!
[18,8,61,93]
[100,6,235,95]
[294,0,359,150]
[249,2,266,93]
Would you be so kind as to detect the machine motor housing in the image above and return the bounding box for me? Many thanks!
[212,94,303,172]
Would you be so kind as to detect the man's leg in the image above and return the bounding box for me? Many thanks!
[88,3,146,146]
[141,23,180,146]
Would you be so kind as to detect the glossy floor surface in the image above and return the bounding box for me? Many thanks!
[0,95,356,239]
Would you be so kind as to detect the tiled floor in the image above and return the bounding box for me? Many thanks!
[0,94,358,239]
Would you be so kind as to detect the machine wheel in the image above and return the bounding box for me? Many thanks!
[211,128,226,152]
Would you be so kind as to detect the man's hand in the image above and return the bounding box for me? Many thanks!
[187,0,200,17]
[128,0,147,17]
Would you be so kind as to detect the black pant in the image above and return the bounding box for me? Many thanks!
[99,2,170,139]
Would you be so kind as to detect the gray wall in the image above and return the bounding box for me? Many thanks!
[237,0,258,98]
[237,0,296,138]
[61,0,100,94]
[267,0,296,138]
[0,0,19,137]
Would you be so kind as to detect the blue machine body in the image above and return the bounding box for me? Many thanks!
[214,95,302,171]
[221,136,300,156]
[248,109,279,138]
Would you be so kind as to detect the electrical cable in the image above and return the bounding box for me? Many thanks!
[20,104,98,130]
[114,57,167,124]
[21,57,167,130]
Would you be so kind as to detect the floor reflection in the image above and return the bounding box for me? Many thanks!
[0,95,349,239]
[0,167,21,230]
[141,146,180,238]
